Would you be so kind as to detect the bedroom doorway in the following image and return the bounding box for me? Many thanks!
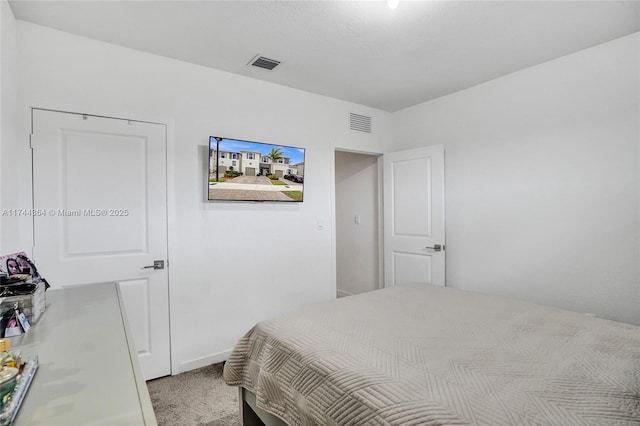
[334,150,383,297]
[335,144,445,296]
[30,108,171,380]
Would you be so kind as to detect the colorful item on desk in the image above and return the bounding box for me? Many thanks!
[3,320,19,339]
[0,342,31,425]
[0,252,50,290]
[0,356,38,425]
[16,310,29,333]
[0,367,18,410]
[0,339,20,410]
[0,339,22,373]
[0,305,30,338]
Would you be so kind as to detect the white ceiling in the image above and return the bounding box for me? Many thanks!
[9,0,640,112]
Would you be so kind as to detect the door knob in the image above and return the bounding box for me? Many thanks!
[142,260,165,270]
[425,244,444,252]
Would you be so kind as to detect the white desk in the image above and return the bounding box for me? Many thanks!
[12,282,157,425]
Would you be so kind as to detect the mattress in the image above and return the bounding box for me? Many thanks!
[223,284,640,425]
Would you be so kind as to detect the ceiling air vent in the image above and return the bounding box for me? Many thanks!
[248,54,281,71]
[350,113,372,133]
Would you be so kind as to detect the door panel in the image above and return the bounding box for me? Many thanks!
[392,157,431,237]
[393,252,432,285]
[31,109,170,380]
[62,130,147,256]
[384,145,445,287]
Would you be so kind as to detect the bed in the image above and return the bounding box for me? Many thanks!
[223,284,640,425]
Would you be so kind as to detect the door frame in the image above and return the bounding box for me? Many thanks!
[331,145,447,297]
[27,104,176,375]
[331,148,385,297]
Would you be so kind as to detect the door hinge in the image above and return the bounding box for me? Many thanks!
[29,134,45,149]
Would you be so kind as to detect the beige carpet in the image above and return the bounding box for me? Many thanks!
[147,363,241,426]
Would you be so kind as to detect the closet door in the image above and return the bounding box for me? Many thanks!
[31,109,171,380]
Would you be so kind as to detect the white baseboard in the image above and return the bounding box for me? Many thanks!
[336,289,352,298]
[174,349,233,375]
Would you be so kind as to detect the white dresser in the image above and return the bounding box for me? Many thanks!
[12,282,157,425]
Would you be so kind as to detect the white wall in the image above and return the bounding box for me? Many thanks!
[335,150,380,296]
[394,33,640,325]
[0,0,19,253]
[14,21,393,373]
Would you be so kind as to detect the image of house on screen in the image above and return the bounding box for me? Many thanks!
[211,149,301,178]
[209,137,305,180]
[208,137,306,202]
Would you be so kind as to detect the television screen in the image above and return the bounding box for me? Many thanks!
[208,136,305,202]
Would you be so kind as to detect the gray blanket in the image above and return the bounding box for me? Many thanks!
[224,284,640,425]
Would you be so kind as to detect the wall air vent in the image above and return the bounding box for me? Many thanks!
[350,113,372,133]
[248,54,281,71]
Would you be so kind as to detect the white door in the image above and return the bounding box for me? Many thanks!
[383,145,445,287]
[31,109,171,380]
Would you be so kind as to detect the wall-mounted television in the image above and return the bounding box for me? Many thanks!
[208,136,305,202]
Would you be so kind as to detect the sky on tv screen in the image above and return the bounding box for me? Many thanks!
[211,137,305,164]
